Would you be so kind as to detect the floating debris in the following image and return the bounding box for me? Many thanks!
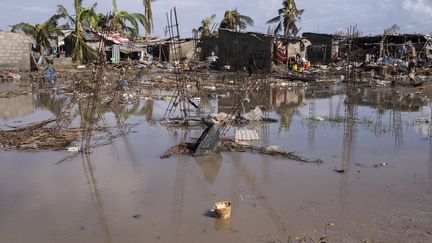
[212,201,232,219]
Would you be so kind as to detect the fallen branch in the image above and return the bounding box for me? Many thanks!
[160,138,323,164]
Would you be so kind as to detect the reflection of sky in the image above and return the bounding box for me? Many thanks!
[2,85,432,242]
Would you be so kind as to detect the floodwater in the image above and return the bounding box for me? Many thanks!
[1,85,432,243]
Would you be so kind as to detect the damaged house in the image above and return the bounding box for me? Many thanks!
[216,28,274,72]
[63,30,145,62]
[273,37,311,65]
[150,38,196,63]
[302,32,344,65]
[351,34,432,66]
[199,28,311,72]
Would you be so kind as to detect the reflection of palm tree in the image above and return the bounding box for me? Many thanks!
[228,154,288,232]
[78,101,104,131]
[81,153,112,243]
[33,93,68,115]
[110,99,155,125]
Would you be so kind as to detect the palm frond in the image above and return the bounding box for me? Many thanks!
[57,4,74,26]
[74,0,84,13]
[10,23,36,36]
[131,13,150,34]
[274,22,283,35]
[267,15,281,24]
[239,15,254,26]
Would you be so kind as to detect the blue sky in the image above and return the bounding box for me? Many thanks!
[1,0,431,37]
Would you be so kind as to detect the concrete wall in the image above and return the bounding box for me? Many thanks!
[218,29,274,72]
[287,40,309,59]
[168,40,195,63]
[0,31,31,72]
[154,40,196,63]
[199,36,218,60]
[302,33,334,65]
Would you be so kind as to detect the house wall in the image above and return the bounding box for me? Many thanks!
[218,29,274,72]
[287,41,308,59]
[199,36,218,60]
[159,40,196,63]
[0,32,31,72]
[178,40,195,61]
[302,33,334,65]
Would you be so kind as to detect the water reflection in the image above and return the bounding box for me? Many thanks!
[33,92,68,115]
[81,152,112,243]
[193,154,223,184]
[0,96,34,120]
[429,107,432,180]
[339,84,358,208]
[169,154,188,237]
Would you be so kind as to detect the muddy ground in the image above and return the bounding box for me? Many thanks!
[0,67,431,243]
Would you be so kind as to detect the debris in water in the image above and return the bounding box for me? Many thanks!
[334,169,346,174]
[67,147,81,153]
[212,201,232,219]
[19,143,38,150]
[312,116,325,121]
[266,145,281,152]
[235,129,260,142]
[161,138,322,164]
[374,162,389,168]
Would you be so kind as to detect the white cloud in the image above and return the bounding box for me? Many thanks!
[1,0,431,36]
[402,0,432,16]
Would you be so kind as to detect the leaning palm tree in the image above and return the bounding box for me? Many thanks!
[219,9,254,31]
[111,0,150,39]
[57,0,98,63]
[267,0,304,37]
[195,14,216,38]
[11,14,65,61]
[143,0,156,34]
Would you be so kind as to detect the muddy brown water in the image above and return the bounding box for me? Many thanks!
[0,85,432,242]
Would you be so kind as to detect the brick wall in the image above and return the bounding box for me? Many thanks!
[0,31,31,72]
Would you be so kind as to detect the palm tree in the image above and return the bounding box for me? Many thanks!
[267,0,304,37]
[57,0,98,63]
[143,0,156,34]
[111,0,150,39]
[11,14,65,60]
[194,14,216,38]
[219,9,253,31]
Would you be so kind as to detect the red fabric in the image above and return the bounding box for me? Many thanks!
[274,40,287,64]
